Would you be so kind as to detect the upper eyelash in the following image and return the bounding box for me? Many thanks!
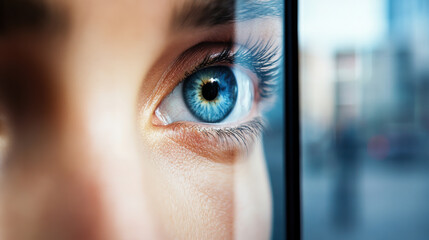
[235,39,282,99]
[185,39,282,99]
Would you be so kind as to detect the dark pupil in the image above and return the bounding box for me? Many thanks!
[201,80,219,101]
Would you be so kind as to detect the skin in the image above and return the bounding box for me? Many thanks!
[0,0,281,239]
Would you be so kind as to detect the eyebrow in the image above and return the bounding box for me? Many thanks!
[171,0,283,30]
[0,0,66,35]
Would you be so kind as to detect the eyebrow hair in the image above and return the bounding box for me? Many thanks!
[0,0,66,35]
[1,0,46,34]
[171,0,283,30]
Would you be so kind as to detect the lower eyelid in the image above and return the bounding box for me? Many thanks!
[154,117,266,157]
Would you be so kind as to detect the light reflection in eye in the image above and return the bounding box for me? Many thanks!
[155,66,254,125]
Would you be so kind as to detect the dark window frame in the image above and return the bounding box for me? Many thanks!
[285,0,301,239]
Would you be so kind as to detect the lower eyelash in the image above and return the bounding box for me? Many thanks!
[170,117,266,151]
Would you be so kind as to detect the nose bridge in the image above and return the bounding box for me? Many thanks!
[2,0,170,237]
[50,80,161,240]
[1,81,159,240]
[50,10,161,240]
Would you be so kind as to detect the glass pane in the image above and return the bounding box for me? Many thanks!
[300,0,429,239]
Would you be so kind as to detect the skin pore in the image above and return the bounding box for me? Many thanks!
[0,0,282,239]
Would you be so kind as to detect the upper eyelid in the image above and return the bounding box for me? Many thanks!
[182,43,234,78]
[151,42,233,104]
[181,40,281,75]
[149,39,280,112]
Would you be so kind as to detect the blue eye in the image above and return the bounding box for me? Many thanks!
[183,66,238,123]
[155,65,254,126]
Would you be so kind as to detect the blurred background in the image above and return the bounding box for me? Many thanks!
[300,0,429,239]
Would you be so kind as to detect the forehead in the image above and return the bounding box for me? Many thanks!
[56,0,176,38]
[3,0,282,34]
[1,0,282,95]
[2,0,184,37]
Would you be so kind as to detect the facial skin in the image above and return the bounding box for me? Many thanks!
[0,0,282,239]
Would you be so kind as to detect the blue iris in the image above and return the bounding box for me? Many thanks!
[183,66,238,123]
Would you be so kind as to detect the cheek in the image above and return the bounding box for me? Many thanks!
[148,142,235,239]
[148,140,271,240]
[0,164,108,240]
[234,142,272,240]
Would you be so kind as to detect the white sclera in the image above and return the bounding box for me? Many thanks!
[155,67,254,125]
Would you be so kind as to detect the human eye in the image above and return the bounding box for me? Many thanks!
[151,39,281,152]
[155,64,252,124]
